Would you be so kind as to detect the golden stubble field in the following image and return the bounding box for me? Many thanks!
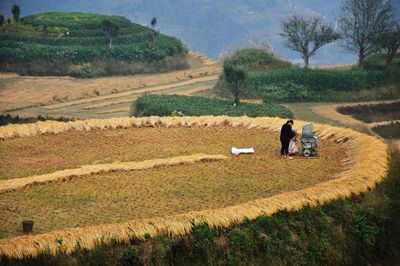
[0,116,388,259]
[0,125,346,238]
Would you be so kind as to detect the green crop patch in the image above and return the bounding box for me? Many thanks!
[131,94,293,118]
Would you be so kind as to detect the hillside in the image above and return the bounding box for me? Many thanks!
[0,0,367,65]
[0,12,189,76]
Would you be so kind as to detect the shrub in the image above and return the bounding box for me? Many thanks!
[223,48,292,72]
[67,63,107,78]
[131,94,293,118]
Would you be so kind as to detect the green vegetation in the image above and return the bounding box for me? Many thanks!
[364,53,400,70]
[131,94,293,118]
[249,68,388,103]
[0,12,188,76]
[0,114,72,127]
[3,147,399,265]
[215,48,292,99]
[217,47,400,103]
[372,122,400,139]
[223,48,292,72]
[337,102,400,123]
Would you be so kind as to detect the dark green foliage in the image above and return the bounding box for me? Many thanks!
[0,114,72,126]
[131,94,293,118]
[67,63,107,78]
[223,48,292,72]
[101,19,119,50]
[119,245,141,265]
[11,5,20,23]
[248,68,386,92]
[248,68,391,102]
[0,12,188,76]
[0,14,4,27]
[223,62,246,104]
[372,122,400,139]
[337,102,400,123]
[260,82,309,103]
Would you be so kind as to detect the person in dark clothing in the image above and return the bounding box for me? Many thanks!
[280,120,294,159]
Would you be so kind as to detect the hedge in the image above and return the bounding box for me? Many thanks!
[248,68,387,92]
[131,94,293,118]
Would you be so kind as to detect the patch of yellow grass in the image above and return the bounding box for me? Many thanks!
[309,64,353,70]
[0,61,221,112]
[95,108,130,115]
[83,97,138,110]
[0,154,227,193]
[171,85,212,96]
[0,116,388,259]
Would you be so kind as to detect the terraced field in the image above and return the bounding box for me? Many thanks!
[0,52,221,119]
[0,116,387,259]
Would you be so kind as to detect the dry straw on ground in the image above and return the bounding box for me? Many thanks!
[0,116,388,259]
[0,154,227,193]
[43,75,219,110]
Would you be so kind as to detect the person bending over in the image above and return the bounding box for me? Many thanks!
[280,119,295,159]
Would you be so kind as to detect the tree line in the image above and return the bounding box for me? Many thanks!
[280,0,400,68]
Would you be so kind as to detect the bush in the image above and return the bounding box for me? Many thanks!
[67,63,107,78]
[223,48,292,72]
[131,94,293,118]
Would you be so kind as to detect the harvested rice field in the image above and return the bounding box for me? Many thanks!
[0,125,346,238]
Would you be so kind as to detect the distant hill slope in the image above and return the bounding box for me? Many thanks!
[0,0,367,65]
[0,12,188,76]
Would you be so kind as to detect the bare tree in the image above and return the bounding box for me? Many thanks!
[339,0,394,66]
[11,5,20,31]
[101,20,119,50]
[381,21,400,66]
[280,15,339,68]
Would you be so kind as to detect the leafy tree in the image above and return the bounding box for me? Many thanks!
[151,17,157,29]
[101,19,119,50]
[223,62,246,105]
[6,18,11,24]
[148,17,159,49]
[11,5,20,31]
[0,14,4,27]
[339,0,394,67]
[380,21,400,66]
[280,15,339,68]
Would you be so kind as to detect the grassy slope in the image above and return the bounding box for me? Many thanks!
[0,12,188,76]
